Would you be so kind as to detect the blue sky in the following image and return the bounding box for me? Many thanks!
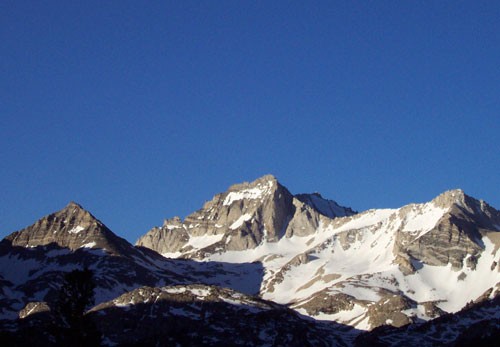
[1,1,499,243]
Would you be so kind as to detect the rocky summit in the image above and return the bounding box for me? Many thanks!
[1,175,499,346]
[136,174,356,256]
[4,201,131,255]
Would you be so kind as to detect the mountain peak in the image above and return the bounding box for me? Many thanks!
[432,189,467,208]
[295,193,357,218]
[4,202,131,254]
[138,174,296,254]
[65,200,84,209]
[428,189,500,232]
[223,175,283,207]
[227,174,278,191]
[138,175,359,255]
[442,188,465,198]
[256,173,278,184]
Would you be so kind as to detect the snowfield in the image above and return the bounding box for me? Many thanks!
[172,195,499,330]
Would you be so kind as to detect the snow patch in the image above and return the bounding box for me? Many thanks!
[185,234,224,250]
[223,181,273,206]
[403,237,500,312]
[81,242,96,248]
[188,287,212,297]
[68,226,85,234]
[402,203,448,237]
[229,214,252,230]
[164,287,187,294]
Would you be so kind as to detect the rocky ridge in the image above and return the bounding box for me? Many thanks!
[4,202,131,256]
[1,175,499,346]
[86,284,348,346]
[0,205,191,324]
[136,176,500,331]
[355,295,500,346]
[136,174,356,256]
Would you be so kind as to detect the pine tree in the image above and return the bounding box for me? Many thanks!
[53,268,101,346]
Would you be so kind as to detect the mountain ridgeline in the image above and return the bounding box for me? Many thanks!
[1,175,499,346]
[136,175,357,256]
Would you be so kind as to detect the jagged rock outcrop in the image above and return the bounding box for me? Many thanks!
[294,291,357,316]
[137,175,356,256]
[137,175,294,254]
[355,295,500,346]
[295,192,357,219]
[18,301,50,319]
[4,202,131,255]
[366,293,416,328]
[85,284,349,346]
[394,189,500,271]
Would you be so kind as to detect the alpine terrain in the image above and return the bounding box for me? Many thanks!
[1,175,499,346]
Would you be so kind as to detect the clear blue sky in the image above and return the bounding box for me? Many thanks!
[1,1,499,243]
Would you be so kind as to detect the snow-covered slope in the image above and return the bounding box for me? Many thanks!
[137,176,500,331]
[1,176,499,346]
[203,201,495,330]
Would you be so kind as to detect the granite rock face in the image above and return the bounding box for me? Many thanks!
[136,175,356,256]
[135,179,500,331]
[394,190,500,271]
[355,296,500,347]
[5,202,131,255]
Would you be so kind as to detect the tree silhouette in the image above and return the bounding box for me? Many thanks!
[53,268,101,346]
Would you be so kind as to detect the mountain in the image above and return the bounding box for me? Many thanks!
[1,174,499,346]
[0,202,189,324]
[4,201,130,255]
[0,195,354,346]
[136,174,356,257]
[137,176,500,331]
[0,202,355,346]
